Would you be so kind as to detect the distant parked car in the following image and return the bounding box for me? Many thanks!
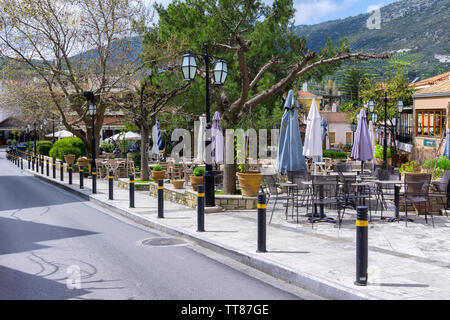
[16,142,27,152]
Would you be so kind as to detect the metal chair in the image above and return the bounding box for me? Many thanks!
[307,175,343,228]
[263,175,294,224]
[288,170,311,222]
[403,173,433,227]
[335,162,352,173]
[428,170,450,217]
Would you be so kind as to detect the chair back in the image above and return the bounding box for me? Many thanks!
[404,173,431,197]
[263,175,279,195]
[439,170,450,192]
[311,175,339,197]
[336,162,352,172]
[288,170,310,190]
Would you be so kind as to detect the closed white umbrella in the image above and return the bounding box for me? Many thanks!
[105,131,141,142]
[196,115,206,162]
[368,120,376,157]
[303,99,323,173]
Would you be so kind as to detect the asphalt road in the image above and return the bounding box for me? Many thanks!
[0,150,321,300]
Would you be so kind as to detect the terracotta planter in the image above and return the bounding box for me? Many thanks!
[77,158,89,168]
[190,175,204,191]
[64,154,76,165]
[152,170,165,181]
[172,179,185,189]
[236,172,263,197]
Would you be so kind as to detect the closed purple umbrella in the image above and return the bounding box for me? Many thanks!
[351,109,373,172]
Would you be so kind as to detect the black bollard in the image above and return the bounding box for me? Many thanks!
[92,167,97,194]
[355,206,369,286]
[36,155,39,173]
[197,185,205,232]
[21,158,23,170]
[40,156,44,174]
[60,162,64,181]
[68,165,73,184]
[108,170,114,200]
[28,155,30,170]
[52,159,56,179]
[79,166,84,189]
[46,159,49,176]
[157,179,164,218]
[129,174,135,208]
[257,193,267,253]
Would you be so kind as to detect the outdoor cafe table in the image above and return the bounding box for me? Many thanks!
[300,180,337,224]
[372,179,411,223]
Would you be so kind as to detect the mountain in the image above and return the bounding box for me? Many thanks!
[294,0,450,81]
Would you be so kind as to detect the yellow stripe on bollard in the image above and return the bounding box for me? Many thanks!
[129,180,135,183]
[92,172,97,175]
[157,186,164,190]
[197,193,205,197]
[108,176,114,179]
[356,220,368,227]
[257,203,267,209]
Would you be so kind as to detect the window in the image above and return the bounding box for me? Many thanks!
[346,132,353,144]
[416,110,446,137]
[329,132,335,144]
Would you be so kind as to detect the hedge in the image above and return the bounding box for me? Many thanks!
[323,150,349,159]
[37,141,53,156]
[49,137,86,161]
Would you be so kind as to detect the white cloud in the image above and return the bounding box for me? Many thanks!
[293,0,361,25]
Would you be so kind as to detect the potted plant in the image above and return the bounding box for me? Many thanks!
[151,164,165,181]
[172,179,185,189]
[236,163,263,197]
[64,154,76,165]
[190,166,205,191]
[374,144,392,167]
[399,160,422,176]
[77,156,89,168]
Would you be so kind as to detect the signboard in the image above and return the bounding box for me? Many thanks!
[424,139,436,147]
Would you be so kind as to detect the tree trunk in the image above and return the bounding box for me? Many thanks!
[140,124,150,181]
[223,163,237,195]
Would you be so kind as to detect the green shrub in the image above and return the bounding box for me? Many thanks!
[7,139,17,146]
[37,140,53,156]
[152,164,162,171]
[193,166,205,177]
[49,137,86,161]
[374,144,391,159]
[101,141,114,153]
[132,152,141,169]
[399,160,421,175]
[26,141,33,152]
[323,150,349,159]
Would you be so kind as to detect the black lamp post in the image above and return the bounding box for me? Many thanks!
[181,43,228,207]
[33,122,37,155]
[84,91,97,174]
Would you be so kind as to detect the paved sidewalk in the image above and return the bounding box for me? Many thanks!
[24,165,450,300]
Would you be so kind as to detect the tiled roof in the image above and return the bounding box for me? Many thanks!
[319,112,348,123]
[410,72,450,87]
[413,80,450,96]
[297,90,317,97]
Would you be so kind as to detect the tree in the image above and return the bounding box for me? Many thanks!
[0,0,149,157]
[360,63,416,150]
[155,0,390,194]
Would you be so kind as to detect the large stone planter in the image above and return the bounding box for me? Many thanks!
[77,158,89,168]
[236,172,263,197]
[190,176,203,191]
[172,179,185,189]
[152,170,165,181]
[64,154,76,165]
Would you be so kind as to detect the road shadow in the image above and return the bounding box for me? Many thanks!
[0,265,90,299]
[0,217,97,255]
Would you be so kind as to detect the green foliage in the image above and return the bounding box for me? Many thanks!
[323,150,349,159]
[132,152,141,169]
[49,137,86,161]
[6,139,16,146]
[399,161,421,176]
[193,166,205,177]
[101,141,114,153]
[36,140,53,156]
[423,156,450,171]
[374,144,391,159]
[152,164,162,171]
[26,141,33,151]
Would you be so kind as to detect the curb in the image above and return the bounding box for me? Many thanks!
[28,169,379,300]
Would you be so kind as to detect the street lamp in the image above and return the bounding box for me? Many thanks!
[84,91,97,174]
[372,112,378,123]
[181,43,228,207]
[33,122,37,155]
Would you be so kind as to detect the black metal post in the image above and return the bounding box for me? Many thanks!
[257,193,267,253]
[79,166,84,189]
[46,159,49,176]
[36,154,39,173]
[129,174,135,208]
[108,170,114,200]
[21,158,23,170]
[383,92,388,170]
[52,159,56,179]
[68,165,72,184]
[28,154,30,170]
[203,43,215,208]
[92,167,97,194]
[197,184,205,232]
[32,154,35,171]
[158,179,164,218]
[355,206,368,286]
[40,156,44,174]
[60,161,64,181]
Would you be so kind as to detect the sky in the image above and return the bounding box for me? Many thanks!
[148,0,399,25]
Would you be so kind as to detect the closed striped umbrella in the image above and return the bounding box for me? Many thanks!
[152,120,163,156]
